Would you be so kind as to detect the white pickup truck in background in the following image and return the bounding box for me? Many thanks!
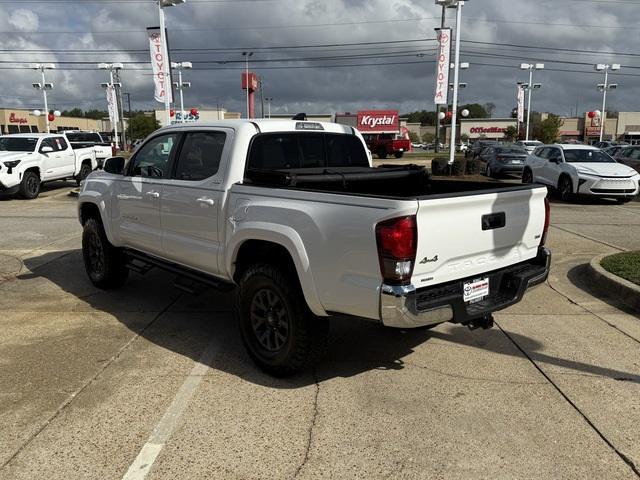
[0,133,97,199]
[61,131,113,167]
[78,119,551,376]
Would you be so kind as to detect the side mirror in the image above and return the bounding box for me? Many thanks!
[549,156,561,164]
[40,146,54,153]
[104,156,126,175]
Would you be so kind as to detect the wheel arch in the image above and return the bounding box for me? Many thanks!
[228,227,326,317]
[78,200,117,244]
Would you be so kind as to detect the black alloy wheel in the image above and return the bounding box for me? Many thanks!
[19,171,41,199]
[250,287,291,352]
[558,176,574,202]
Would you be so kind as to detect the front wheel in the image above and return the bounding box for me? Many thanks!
[558,176,574,202]
[236,264,328,377]
[82,217,129,289]
[394,152,404,159]
[377,150,387,159]
[19,170,41,199]
[486,165,496,178]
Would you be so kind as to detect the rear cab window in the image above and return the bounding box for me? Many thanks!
[247,132,369,171]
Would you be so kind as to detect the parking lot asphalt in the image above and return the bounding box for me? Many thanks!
[0,183,639,480]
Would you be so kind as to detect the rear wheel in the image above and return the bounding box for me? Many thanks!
[558,175,574,202]
[76,162,92,185]
[377,150,387,159]
[82,217,129,289]
[236,264,328,377]
[19,170,41,199]
[394,152,404,159]
[486,164,496,178]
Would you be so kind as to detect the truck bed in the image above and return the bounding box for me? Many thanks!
[244,165,532,199]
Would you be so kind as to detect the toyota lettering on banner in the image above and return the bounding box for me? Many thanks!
[106,84,119,125]
[147,27,173,104]
[434,28,451,105]
[357,110,399,133]
[517,86,525,123]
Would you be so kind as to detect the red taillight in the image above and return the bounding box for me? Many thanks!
[376,216,417,285]
[541,197,550,246]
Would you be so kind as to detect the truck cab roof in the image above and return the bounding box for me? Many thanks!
[156,119,356,135]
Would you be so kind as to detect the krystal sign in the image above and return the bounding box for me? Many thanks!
[357,110,399,133]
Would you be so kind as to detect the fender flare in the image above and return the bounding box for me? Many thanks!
[227,222,327,317]
[78,195,117,245]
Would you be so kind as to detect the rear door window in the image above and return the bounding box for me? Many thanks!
[173,131,226,181]
[326,134,368,167]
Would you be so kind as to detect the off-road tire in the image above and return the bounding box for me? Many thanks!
[82,217,129,289]
[236,264,328,377]
[76,162,92,185]
[19,170,41,199]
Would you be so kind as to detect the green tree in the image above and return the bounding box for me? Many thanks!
[422,132,435,144]
[459,103,489,118]
[84,109,108,120]
[129,113,160,139]
[408,131,420,143]
[460,133,470,143]
[402,110,437,125]
[484,102,496,118]
[536,114,563,144]
[503,125,518,142]
[61,108,84,118]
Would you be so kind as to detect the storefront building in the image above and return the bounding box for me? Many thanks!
[0,108,104,135]
[460,118,517,140]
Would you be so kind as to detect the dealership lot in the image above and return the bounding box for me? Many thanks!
[0,184,639,479]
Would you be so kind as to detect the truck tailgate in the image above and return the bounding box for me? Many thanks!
[411,186,547,287]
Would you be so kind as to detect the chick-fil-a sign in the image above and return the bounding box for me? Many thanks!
[9,113,28,124]
[147,27,173,104]
[434,28,451,106]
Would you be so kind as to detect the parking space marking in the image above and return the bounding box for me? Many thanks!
[121,338,219,480]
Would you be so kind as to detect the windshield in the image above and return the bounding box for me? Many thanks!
[66,132,101,143]
[0,137,38,152]
[497,146,527,154]
[563,149,615,163]
[522,141,541,146]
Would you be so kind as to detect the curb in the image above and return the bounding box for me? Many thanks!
[585,254,640,312]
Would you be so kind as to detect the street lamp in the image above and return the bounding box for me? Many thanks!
[31,63,55,133]
[434,0,469,165]
[158,0,186,126]
[171,61,192,123]
[98,63,124,151]
[242,52,254,119]
[520,63,545,141]
[594,63,620,142]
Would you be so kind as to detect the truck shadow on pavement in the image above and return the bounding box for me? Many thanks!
[17,249,640,388]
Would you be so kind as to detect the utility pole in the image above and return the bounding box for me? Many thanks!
[595,63,620,142]
[113,68,126,149]
[31,64,55,134]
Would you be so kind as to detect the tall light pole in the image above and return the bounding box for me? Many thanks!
[159,0,186,126]
[31,63,55,134]
[242,51,254,119]
[266,97,273,118]
[520,63,544,141]
[123,92,133,145]
[99,63,123,150]
[595,63,620,142]
[171,61,192,123]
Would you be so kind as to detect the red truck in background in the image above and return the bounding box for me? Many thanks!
[356,110,412,159]
[363,133,412,159]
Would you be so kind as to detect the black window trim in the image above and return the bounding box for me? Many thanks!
[125,132,184,179]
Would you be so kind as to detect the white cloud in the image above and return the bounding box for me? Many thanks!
[8,9,39,32]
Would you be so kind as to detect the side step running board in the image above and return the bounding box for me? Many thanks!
[124,249,235,293]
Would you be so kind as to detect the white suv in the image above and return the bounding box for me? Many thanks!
[523,144,640,204]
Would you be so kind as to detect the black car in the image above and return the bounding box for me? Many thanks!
[613,145,640,173]
[602,145,629,158]
[477,145,528,178]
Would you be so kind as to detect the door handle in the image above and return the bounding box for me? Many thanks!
[117,194,142,200]
[146,191,160,198]
[196,197,215,206]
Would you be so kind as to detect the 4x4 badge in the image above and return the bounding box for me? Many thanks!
[420,255,438,264]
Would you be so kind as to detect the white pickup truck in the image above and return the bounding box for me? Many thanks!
[78,120,551,376]
[62,131,113,167]
[0,133,97,199]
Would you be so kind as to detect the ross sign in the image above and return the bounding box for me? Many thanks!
[517,86,525,123]
[9,113,28,124]
[106,84,119,125]
[434,28,451,105]
[147,27,173,104]
[357,110,399,133]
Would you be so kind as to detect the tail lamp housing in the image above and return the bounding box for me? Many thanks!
[375,215,417,285]
[540,196,550,246]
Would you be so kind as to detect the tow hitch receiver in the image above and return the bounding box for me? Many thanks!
[466,313,494,330]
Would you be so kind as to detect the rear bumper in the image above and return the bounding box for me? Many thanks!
[380,247,551,329]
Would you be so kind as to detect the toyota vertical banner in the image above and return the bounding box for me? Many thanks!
[106,84,119,125]
[434,28,452,105]
[147,27,173,104]
[517,86,525,123]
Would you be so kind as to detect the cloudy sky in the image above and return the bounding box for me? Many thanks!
[0,0,637,118]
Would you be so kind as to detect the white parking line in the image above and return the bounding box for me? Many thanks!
[121,339,219,480]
